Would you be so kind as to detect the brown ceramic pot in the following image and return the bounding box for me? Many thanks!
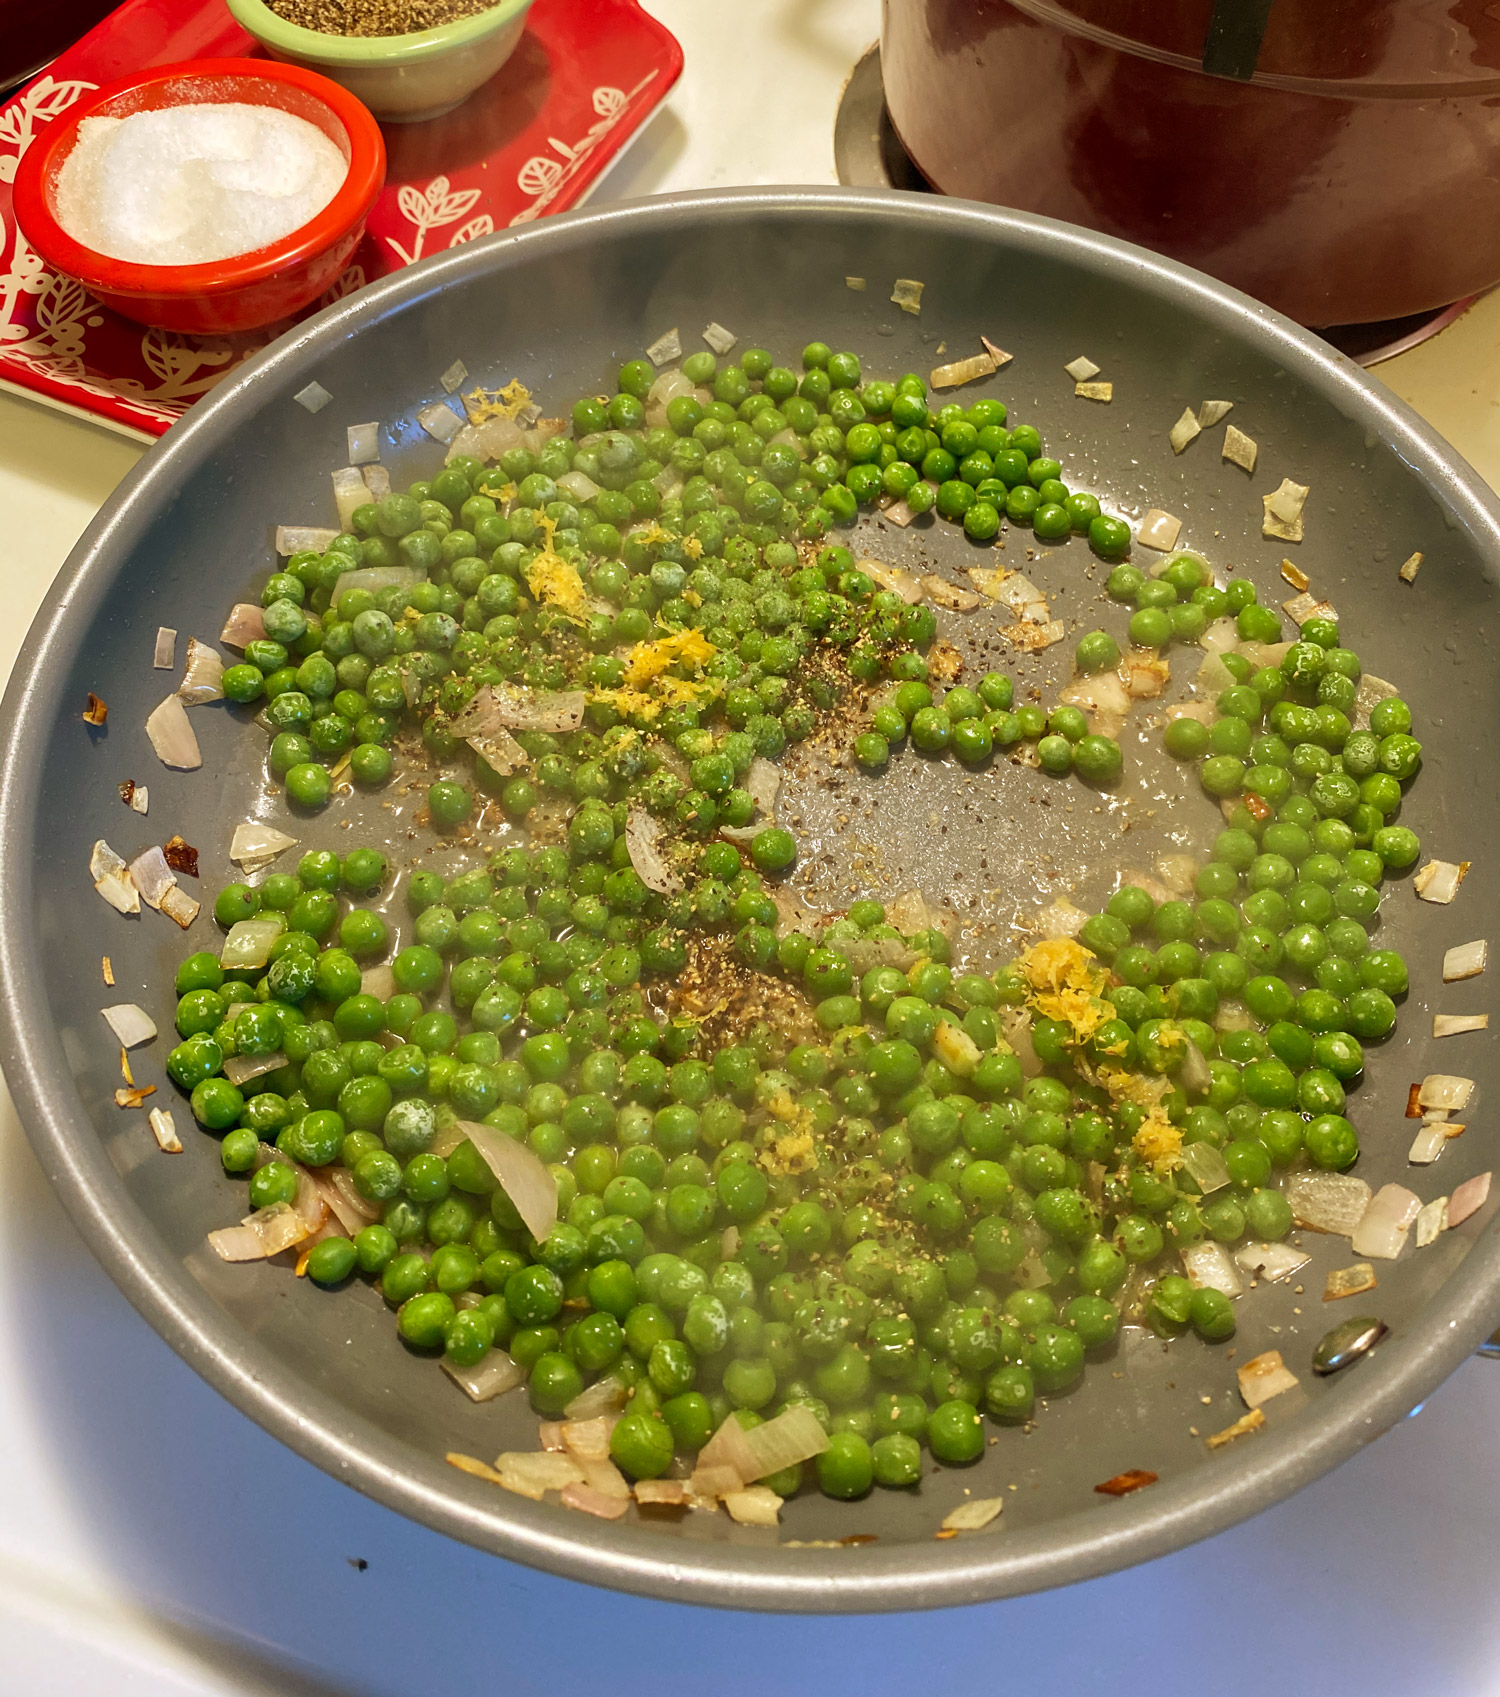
[881,0,1500,325]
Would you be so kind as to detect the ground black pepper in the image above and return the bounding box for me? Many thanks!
[266,0,499,37]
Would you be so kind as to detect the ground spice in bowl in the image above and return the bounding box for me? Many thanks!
[265,0,502,35]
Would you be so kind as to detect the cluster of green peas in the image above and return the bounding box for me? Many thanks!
[599,339,1132,553]
[209,333,1137,827]
[854,666,1124,783]
[165,808,1321,1498]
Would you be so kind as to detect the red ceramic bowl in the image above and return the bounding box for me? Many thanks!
[13,58,385,334]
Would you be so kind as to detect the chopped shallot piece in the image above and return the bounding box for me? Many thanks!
[570,1455,631,1501]
[1198,399,1233,427]
[347,422,380,464]
[450,682,585,734]
[1351,1183,1422,1259]
[177,638,224,704]
[1207,1409,1265,1449]
[154,627,177,668]
[439,358,468,393]
[689,1465,744,1504]
[1416,1196,1449,1246]
[941,1497,1005,1532]
[163,835,199,877]
[1324,1263,1378,1301]
[646,327,681,366]
[331,466,367,530]
[923,574,980,611]
[1444,940,1488,981]
[1180,1142,1230,1194]
[1287,1170,1371,1236]
[223,1051,288,1087]
[698,1414,759,1486]
[148,1107,181,1153]
[929,352,995,389]
[1447,1171,1492,1228]
[890,278,924,314]
[95,870,140,916]
[102,956,114,986]
[1095,1470,1157,1497]
[845,276,867,291]
[83,692,107,726]
[1262,476,1308,541]
[702,321,737,354]
[559,1416,616,1462]
[220,603,266,650]
[292,380,332,413]
[1284,591,1337,626]
[1181,1239,1242,1297]
[1168,408,1201,454]
[880,497,918,527]
[360,463,390,501]
[101,1003,156,1047]
[1399,551,1424,583]
[723,1487,782,1527]
[625,809,683,895]
[1415,860,1469,904]
[1280,558,1310,592]
[1075,381,1113,402]
[128,845,176,909]
[115,1084,155,1108]
[494,1452,585,1499]
[1064,355,1100,381]
[859,557,925,603]
[442,1351,524,1402]
[467,729,526,777]
[416,400,464,444]
[1222,425,1257,472]
[456,1120,557,1242]
[127,781,149,813]
[634,1480,689,1507]
[1136,509,1182,552]
[980,336,1013,368]
[208,1200,310,1260]
[1234,1241,1310,1283]
[1409,1122,1448,1164]
[1418,1073,1475,1112]
[1036,897,1088,940]
[446,1452,503,1484]
[564,1377,628,1421]
[561,1482,630,1520]
[229,821,298,870]
[1120,651,1170,698]
[1237,1350,1299,1408]
[1435,1013,1489,1037]
[274,525,337,557]
[160,885,200,929]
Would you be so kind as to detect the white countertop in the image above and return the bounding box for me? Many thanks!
[7,4,1500,1691]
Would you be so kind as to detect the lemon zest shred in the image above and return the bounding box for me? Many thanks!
[463,377,533,424]
[622,627,716,689]
[522,512,590,622]
[1132,1112,1183,1174]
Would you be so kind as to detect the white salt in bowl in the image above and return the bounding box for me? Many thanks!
[13,58,385,333]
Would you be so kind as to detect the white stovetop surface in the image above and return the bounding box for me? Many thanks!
[8,4,1500,1692]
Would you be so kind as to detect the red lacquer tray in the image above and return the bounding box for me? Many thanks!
[0,0,682,438]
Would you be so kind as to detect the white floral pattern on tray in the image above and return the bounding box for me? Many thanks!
[0,0,682,438]
[509,74,659,226]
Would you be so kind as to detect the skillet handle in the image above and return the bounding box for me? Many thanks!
[1201,0,1275,80]
[1478,1331,1500,1358]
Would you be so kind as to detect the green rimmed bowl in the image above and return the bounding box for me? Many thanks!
[226,0,534,122]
